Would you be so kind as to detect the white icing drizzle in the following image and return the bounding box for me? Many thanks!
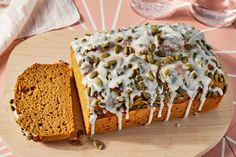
[71,23,226,134]
[147,107,156,125]
[165,92,177,121]
[116,111,123,130]
[158,95,165,118]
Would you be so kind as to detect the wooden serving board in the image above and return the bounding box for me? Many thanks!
[0,29,233,157]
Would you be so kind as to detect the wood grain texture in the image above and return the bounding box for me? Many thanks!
[0,29,233,157]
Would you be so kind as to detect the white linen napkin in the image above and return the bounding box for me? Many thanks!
[0,0,80,56]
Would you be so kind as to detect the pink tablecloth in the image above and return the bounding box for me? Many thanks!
[1,0,236,156]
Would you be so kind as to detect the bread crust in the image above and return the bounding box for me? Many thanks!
[71,50,223,135]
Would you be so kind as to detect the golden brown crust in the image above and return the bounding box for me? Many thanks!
[71,49,224,135]
[14,63,76,141]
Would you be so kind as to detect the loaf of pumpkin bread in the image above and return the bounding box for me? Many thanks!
[71,23,227,135]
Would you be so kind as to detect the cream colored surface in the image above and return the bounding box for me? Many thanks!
[0,29,233,157]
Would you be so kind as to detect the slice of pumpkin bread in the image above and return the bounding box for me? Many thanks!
[14,63,77,141]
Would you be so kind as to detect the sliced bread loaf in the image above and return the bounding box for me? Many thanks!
[14,63,79,141]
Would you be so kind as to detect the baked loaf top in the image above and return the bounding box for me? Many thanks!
[71,23,227,135]
[14,63,75,141]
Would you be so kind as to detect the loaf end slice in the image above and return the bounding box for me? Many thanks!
[14,63,76,141]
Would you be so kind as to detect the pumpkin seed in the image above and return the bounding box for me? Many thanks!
[78,60,84,66]
[211,91,218,98]
[144,54,148,61]
[87,87,91,96]
[147,53,154,64]
[207,64,214,70]
[163,56,174,64]
[206,44,213,50]
[155,60,161,66]
[127,36,132,41]
[26,134,33,140]
[94,109,103,116]
[85,33,92,36]
[100,53,110,58]
[135,97,143,104]
[9,99,14,104]
[135,75,143,82]
[218,75,225,82]
[148,70,155,81]
[143,93,151,100]
[193,52,197,59]
[164,68,170,77]
[149,43,156,52]
[176,87,186,95]
[175,96,185,103]
[101,42,110,49]
[223,84,228,94]
[124,46,129,56]
[128,47,135,54]
[208,72,213,79]
[151,26,159,35]
[93,139,105,150]
[185,63,194,71]
[116,36,123,42]
[134,69,140,75]
[89,71,98,79]
[70,139,82,146]
[94,57,100,65]
[181,56,188,64]
[10,105,15,111]
[81,38,87,42]
[106,60,117,67]
[94,78,103,87]
[136,81,145,90]
[156,50,166,57]
[114,45,122,54]
[184,44,193,50]
[214,73,219,81]
[192,72,198,79]
[175,53,183,61]
[206,91,212,97]
[95,99,101,105]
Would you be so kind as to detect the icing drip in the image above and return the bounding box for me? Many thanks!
[158,95,165,118]
[184,91,197,118]
[90,112,97,136]
[147,107,156,125]
[116,111,123,130]
[165,92,177,121]
[71,23,227,134]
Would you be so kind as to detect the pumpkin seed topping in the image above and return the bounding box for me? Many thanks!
[184,44,193,50]
[175,53,183,61]
[148,70,155,81]
[116,36,123,42]
[164,68,170,77]
[114,45,122,54]
[156,50,166,57]
[136,81,145,90]
[149,43,156,52]
[100,53,110,58]
[151,26,159,35]
[87,87,91,96]
[94,78,103,87]
[181,56,188,64]
[90,71,98,79]
[163,56,174,64]
[147,53,154,64]
[106,60,117,67]
[101,42,110,49]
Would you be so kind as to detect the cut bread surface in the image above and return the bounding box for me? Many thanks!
[14,63,76,141]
